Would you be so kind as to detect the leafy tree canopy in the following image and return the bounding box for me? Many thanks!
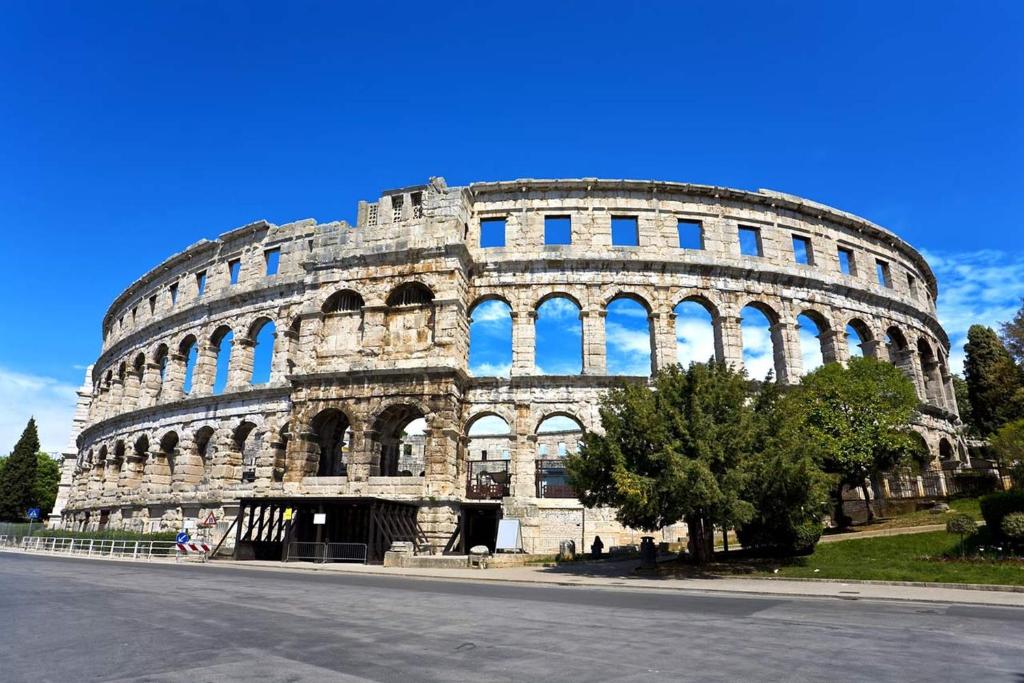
[964,325,1024,436]
[1001,298,1024,367]
[0,418,41,521]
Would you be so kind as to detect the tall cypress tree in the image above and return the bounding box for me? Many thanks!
[963,325,1024,436]
[0,418,40,521]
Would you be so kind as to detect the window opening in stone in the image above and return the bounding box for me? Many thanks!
[678,220,704,250]
[469,299,512,377]
[169,282,179,306]
[386,282,434,307]
[480,218,506,248]
[466,415,511,498]
[312,409,352,477]
[323,290,364,313]
[611,216,639,247]
[740,304,778,381]
[535,296,582,374]
[411,191,423,218]
[606,296,652,376]
[212,328,234,395]
[233,422,259,482]
[265,248,280,276]
[196,271,207,297]
[846,320,870,358]
[367,203,378,226]
[181,337,199,394]
[792,235,813,265]
[738,225,763,257]
[876,259,891,287]
[149,295,157,315]
[544,216,572,245]
[674,299,717,366]
[229,259,241,285]
[797,313,825,374]
[391,195,404,222]
[372,406,427,477]
[250,319,276,385]
[536,415,583,498]
[838,247,855,275]
[907,273,918,297]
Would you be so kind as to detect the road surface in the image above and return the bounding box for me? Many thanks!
[1,553,1022,681]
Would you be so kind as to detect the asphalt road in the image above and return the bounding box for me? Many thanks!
[2,554,1022,682]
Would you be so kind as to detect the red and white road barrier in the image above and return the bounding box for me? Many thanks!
[175,541,211,562]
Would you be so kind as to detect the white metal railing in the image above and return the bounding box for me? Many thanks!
[15,536,180,561]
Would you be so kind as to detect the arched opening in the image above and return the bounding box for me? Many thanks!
[885,327,917,386]
[465,414,512,499]
[939,438,955,461]
[846,319,873,359]
[287,317,302,374]
[371,405,427,477]
[535,414,584,498]
[385,282,435,351]
[179,335,199,394]
[133,435,149,486]
[154,345,169,389]
[131,352,146,407]
[535,295,582,375]
[159,431,179,475]
[320,290,365,356]
[250,318,276,385]
[740,303,780,381]
[674,298,717,366]
[917,338,944,407]
[468,298,512,377]
[796,312,826,374]
[193,426,215,484]
[311,409,352,477]
[211,326,234,395]
[606,295,653,376]
[112,440,125,470]
[233,421,260,482]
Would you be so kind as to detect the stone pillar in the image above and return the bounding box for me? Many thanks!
[108,377,125,417]
[942,370,959,416]
[861,339,883,360]
[425,419,459,497]
[717,315,743,369]
[893,348,926,401]
[511,310,536,375]
[228,338,253,391]
[581,310,606,375]
[193,343,218,395]
[123,371,142,412]
[511,402,537,498]
[285,418,317,484]
[97,386,111,420]
[269,331,288,383]
[820,328,848,366]
[140,362,161,407]
[163,353,186,401]
[651,311,677,373]
[771,321,802,384]
[360,306,387,357]
[349,428,374,481]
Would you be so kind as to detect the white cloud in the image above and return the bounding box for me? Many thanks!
[469,299,512,326]
[538,297,581,321]
[921,249,1024,374]
[798,325,824,374]
[0,366,78,454]
[741,322,775,380]
[676,318,716,367]
[468,414,511,436]
[469,361,512,377]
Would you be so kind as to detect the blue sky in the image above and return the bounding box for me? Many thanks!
[1,2,1022,451]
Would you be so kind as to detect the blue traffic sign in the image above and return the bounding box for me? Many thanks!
[176,531,190,544]
[27,508,40,520]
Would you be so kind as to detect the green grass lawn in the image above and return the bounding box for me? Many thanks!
[760,529,1024,586]
[823,497,982,537]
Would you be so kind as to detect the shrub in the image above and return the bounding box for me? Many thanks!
[31,528,178,542]
[980,491,1024,538]
[1001,512,1024,542]
[945,513,976,537]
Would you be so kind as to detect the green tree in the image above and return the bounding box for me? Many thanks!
[0,418,41,521]
[952,374,976,435]
[34,452,61,517]
[1000,298,1024,366]
[566,362,759,564]
[791,357,920,526]
[964,325,1024,436]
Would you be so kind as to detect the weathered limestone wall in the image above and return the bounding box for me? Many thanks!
[63,176,966,547]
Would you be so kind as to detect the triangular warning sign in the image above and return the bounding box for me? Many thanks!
[202,512,217,527]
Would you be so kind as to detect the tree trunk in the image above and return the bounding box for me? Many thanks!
[860,480,875,523]
[687,516,712,565]
[833,483,850,529]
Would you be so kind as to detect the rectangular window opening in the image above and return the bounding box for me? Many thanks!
[677,220,704,250]
[907,273,918,296]
[876,259,891,288]
[411,191,423,219]
[391,195,404,223]
[738,225,763,257]
[792,235,813,265]
[544,215,572,245]
[228,259,241,285]
[265,248,280,276]
[480,217,507,248]
[611,216,639,247]
[196,271,207,297]
[148,295,157,315]
[169,282,179,306]
[838,247,855,275]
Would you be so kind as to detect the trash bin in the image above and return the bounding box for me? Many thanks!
[639,536,657,570]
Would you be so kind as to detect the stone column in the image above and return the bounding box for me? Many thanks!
[820,328,848,366]
[123,371,142,412]
[861,339,883,360]
[771,321,802,384]
[511,310,536,375]
[942,370,959,415]
[348,428,374,481]
[97,386,111,420]
[108,377,125,417]
[511,402,537,498]
[651,311,677,373]
[360,306,387,357]
[193,343,218,395]
[228,338,254,391]
[285,418,317,484]
[581,310,606,375]
[717,315,743,369]
[424,419,459,497]
[163,353,186,401]
[281,327,300,376]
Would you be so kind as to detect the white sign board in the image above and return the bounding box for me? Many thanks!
[495,518,523,553]
[313,513,327,525]
[183,519,196,531]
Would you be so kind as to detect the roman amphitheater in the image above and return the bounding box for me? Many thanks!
[51,177,966,561]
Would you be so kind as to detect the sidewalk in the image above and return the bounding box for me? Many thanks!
[211,556,1024,608]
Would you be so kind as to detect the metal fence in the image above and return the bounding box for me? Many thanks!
[285,541,367,564]
[13,536,180,560]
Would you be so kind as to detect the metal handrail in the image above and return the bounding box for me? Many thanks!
[15,536,179,560]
